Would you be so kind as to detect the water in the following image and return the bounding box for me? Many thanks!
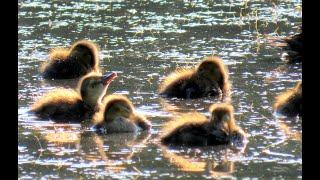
[18,0,302,179]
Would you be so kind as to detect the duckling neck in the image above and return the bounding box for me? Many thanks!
[82,92,104,111]
[81,85,109,110]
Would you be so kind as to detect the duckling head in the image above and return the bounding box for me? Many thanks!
[69,40,100,70]
[209,103,236,135]
[78,72,117,108]
[102,95,134,123]
[196,56,229,93]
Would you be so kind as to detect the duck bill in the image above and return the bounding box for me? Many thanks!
[102,72,117,86]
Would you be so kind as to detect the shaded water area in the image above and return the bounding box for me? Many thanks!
[18,0,302,179]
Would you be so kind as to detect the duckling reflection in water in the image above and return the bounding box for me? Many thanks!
[161,103,246,147]
[41,40,100,79]
[159,56,230,99]
[79,131,151,173]
[92,95,152,133]
[30,72,117,122]
[160,145,234,178]
[277,120,301,141]
[274,81,302,117]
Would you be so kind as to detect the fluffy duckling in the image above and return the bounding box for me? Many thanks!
[284,32,303,53]
[268,30,303,63]
[281,32,303,63]
[159,56,230,99]
[93,95,151,133]
[30,72,117,122]
[274,81,302,117]
[160,103,246,146]
[41,40,100,79]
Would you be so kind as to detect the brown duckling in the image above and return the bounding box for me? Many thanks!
[41,40,100,79]
[274,81,302,117]
[159,56,230,99]
[281,32,303,63]
[268,30,303,63]
[160,103,246,147]
[30,72,117,122]
[92,95,152,133]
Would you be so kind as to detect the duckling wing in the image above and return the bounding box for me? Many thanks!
[206,130,230,145]
[104,118,138,133]
[31,89,88,122]
[42,59,89,79]
[184,80,221,99]
[162,124,213,146]
[160,79,188,98]
[32,101,87,122]
[180,82,202,99]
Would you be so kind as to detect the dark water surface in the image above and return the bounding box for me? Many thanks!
[18,0,302,179]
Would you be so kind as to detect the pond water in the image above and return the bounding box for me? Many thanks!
[18,0,302,179]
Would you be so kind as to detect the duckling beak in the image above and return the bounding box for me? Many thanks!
[102,72,117,85]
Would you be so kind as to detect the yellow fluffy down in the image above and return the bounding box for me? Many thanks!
[274,88,297,109]
[274,81,301,110]
[161,112,208,138]
[92,94,134,125]
[159,67,194,92]
[39,48,70,73]
[31,89,81,111]
[48,48,70,61]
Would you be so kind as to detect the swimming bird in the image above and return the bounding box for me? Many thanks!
[160,103,246,147]
[159,56,230,99]
[30,72,117,122]
[92,95,152,133]
[41,40,100,79]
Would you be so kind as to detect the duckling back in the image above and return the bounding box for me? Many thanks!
[30,89,88,122]
[41,59,94,79]
[41,40,100,79]
[159,56,229,99]
[274,81,302,117]
[160,113,229,146]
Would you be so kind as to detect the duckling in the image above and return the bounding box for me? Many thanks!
[93,95,151,133]
[160,103,246,146]
[281,32,303,63]
[30,72,117,122]
[268,30,303,63]
[41,40,100,79]
[274,81,302,117]
[284,32,303,53]
[159,56,230,99]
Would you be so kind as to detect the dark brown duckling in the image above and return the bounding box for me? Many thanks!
[30,72,117,122]
[160,103,246,147]
[281,32,303,63]
[40,40,100,79]
[159,56,230,99]
[268,30,303,63]
[92,95,152,133]
[274,81,302,117]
